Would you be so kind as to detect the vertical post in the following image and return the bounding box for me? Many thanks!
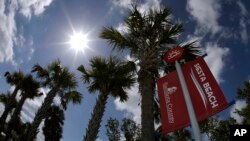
[175,61,201,141]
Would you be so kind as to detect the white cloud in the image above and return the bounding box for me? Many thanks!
[96,138,103,141]
[120,133,125,141]
[204,43,230,83]
[110,0,161,13]
[116,23,129,35]
[137,0,161,13]
[237,1,248,44]
[111,0,134,9]
[0,103,4,117]
[0,0,16,64]
[230,100,247,124]
[0,0,54,65]
[237,1,247,16]
[186,0,221,35]
[17,0,53,19]
[114,83,141,124]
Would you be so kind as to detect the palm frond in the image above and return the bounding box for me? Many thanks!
[78,65,91,83]
[58,68,78,89]
[159,23,183,45]
[21,74,41,99]
[100,27,132,51]
[4,71,10,77]
[32,64,49,78]
[181,40,204,62]
[62,90,82,104]
[111,88,128,102]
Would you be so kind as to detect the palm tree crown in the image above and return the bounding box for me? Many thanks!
[78,56,136,141]
[27,60,82,141]
[78,56,136,100]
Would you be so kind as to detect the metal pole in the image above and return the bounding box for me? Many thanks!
[175,60,201,141]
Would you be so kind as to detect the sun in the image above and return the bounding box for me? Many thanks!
[69,32,89,52]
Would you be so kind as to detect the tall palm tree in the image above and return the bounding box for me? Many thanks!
[0,71,24,132]
[100,6,183,141]
[100,6,203,140]
[78,56,136,141]
[27,60,82,141]
[5,74,42,139]
[42,105,65,141]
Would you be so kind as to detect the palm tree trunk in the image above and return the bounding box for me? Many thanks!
[139,70,155,141]
[5,94,27,139]
[84,92,109,141]
[27,87,58,141]
[0,87,19,133]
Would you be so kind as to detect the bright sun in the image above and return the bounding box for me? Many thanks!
[69,32,89,52]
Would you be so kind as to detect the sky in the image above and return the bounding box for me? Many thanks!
[0,0,250,140]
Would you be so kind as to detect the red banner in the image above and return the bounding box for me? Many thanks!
[157,57,228,134]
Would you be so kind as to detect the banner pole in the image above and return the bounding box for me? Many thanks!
[175,60,201,141]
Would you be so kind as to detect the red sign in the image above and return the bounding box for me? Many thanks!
[157,57,228,134]
[164,46,184,64]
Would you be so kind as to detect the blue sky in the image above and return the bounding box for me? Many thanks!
[0,0,250,140]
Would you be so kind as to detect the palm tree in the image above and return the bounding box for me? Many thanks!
[5,74,42,139]
[100,6,184,141]
[78,56,136,141]
[27,60,82,141]
[0,71,24,132]
[42,105,65,141]
[100,6,203,140]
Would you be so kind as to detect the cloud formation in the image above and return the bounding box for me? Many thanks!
[114,84,141,124]
[0,0,16,64]
[17,0,53,19]
[186,0,221,35]
[237,0,249,44]
[230,100,247,124]
[110,0,161,13]
[205,43,230,83]
[0,0,54,64]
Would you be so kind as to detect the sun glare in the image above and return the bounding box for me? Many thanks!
[69,32,89,52]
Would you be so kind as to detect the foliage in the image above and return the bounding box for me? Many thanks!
[105,118,141,141]
[105,118,120,141]
[5,74,41,139]
[236,81,250,124]
[121,118,141,141]
[237,81,250,103]
[78,56,136,100]
[78,56,136,141]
